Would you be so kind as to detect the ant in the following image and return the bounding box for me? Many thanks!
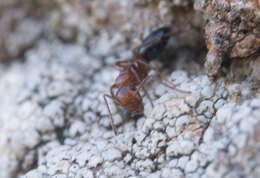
[104,26,190,135]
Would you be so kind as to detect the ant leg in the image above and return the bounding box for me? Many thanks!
[110,85,127,131]
[135,75,153,94]
[159,80,191,94]
[142,87,154,107]
[113,102,126,134]
[144,67,190,94]
[135,59,157,71]
[136,74,191,94]
[115,59,136,70]
[115,57,156,72]
[128,65,154,107]
[103,94,118,135]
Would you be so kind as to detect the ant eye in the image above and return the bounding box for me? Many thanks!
[129,85,135,91]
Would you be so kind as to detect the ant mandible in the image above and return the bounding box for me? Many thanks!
[104,26,190,135]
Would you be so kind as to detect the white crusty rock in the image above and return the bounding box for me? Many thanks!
[0,2,259,177]
[0,39,258,178]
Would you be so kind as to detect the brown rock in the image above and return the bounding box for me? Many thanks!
[250,56,260,83]
[230,35,260,58]
[198,0,260,76]
[231,56,260,84]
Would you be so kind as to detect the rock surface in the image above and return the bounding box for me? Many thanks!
[195,0,260,77]
[0,0,259,178]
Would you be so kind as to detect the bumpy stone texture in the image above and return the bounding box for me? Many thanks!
[10,46,260,178]
[0,0,57,61]
[194,0,260,77]
[0,41,102,178]
[0,39,259,177]
[0,0,205,63]
[0,0,260,178]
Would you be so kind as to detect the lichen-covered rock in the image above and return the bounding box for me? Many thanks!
[0,0,260,178]
[0,42,102,177]
[0,0,57,62]
[0,0,205,65]
[0,39,259,178]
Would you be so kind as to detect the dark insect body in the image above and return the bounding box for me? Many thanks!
[134,27,172,61]
[104,26,190,135]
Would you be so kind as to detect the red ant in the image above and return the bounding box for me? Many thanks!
[104,27,190,135]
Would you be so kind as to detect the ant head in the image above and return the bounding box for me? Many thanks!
[117,85,144,115]
[135,26,172,62]
[128,84,135,91]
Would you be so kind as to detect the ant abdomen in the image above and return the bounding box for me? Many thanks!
[135,26,171,61]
